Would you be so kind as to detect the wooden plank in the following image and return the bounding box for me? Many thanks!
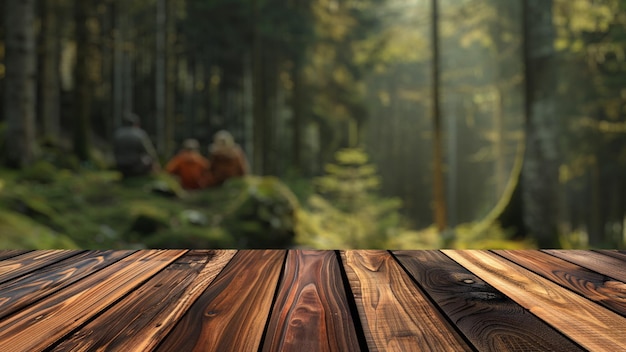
[0,250,82,284]
[52,250,236,352]
[592,250,626,263]
[544,250,626,282]
[155,250,285,352]
[443,250,626,351]
[495,250,626,317]
[393,250,584,351]
[0,250,135,320]
[0,250,185,352]
[341,250,471,352]
[262,250,362,352]
[0,250,31,261]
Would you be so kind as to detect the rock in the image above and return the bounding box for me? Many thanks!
[220,176,299,248]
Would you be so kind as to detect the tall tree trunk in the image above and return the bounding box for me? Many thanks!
[112,0,125,129]
[155,0,166,156]
[74,0,98,161]
[522,0,560,247]
[4,0,38,168]
[165,0,177,157]
[493,87,506,195]
[291,58,304,174]
[39,0,61,143]
[431,0,447,233]
[251,0,263,174]
[262,52,278,176]
[99,1,113,140]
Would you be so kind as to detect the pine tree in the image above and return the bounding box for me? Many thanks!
[301,148,403,248]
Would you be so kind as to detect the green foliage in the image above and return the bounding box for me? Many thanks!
[0,165,300,249]
[314,148,381,213]
[0,211,77,249]
[453,222,536,249]
[298,148,405,248]
[19,160,58,183]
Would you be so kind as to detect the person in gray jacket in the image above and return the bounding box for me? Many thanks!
[113,113,160,178]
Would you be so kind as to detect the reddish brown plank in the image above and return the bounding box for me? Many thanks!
[495,250,626,317]
[0,250,31,261]
[0,250,185,352]
[0,250,134,320]
[262,250,362,352]
[393,250,584,351]
[444,250,626,351]
[155,250,285,352]
[592,250,626,263]
[341,250,471,352]
[0,250,82,284]
[52,250,236,352]
[594,249,626,265]
[544,250,626,282]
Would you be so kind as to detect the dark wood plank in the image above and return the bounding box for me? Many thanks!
[0,250,135,320]
[262,250,362,352]
[495,250,626,317]
[544,250,626,282]
[155,250,285,352]
[341,250,471,352]
[0,250,31,261]
[0,250,185,352]
[52,250,236,352]
[0,250,82,284]
[444,250,626,351]
[393,250,584,351]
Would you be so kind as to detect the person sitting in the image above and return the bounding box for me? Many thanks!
[165,138,211,190]
[113,113,160,178]
[205,130,249,187]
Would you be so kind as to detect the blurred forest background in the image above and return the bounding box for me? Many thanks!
[1,0,626,249]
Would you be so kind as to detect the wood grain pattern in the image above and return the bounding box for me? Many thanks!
[495,250,626,317]
[0,250,81,284]
[0,250,31,261]
[0,250,134,320]
[544,250,626,282]
[262,250,362,352]
[155,250,285,352]
[52,250,235,352]
[341,250,471,352]
[393,250,584,351]
[444,250,626,351]
[0,250,185,352]
[594,250,626,262]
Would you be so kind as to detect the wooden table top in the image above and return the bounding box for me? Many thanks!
[0,249,624,351]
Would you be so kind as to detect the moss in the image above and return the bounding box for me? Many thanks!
[127,201,171,235]
[0,211,77,249]
[0,166,301,249]
[144,226,235,249]
[19,160,58,184]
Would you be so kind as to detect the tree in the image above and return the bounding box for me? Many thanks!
[38,0,61,143]
[521,0,560,247]
[73,0,99,161]
[431,0,447,233]
[3,0,38,168]
[301,148,403,248]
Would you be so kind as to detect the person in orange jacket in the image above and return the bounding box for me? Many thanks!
[205,130,249,187]
[165,138,211,190]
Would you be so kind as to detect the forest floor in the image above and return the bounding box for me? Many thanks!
[0,165,301,249]
[0,162,537,250]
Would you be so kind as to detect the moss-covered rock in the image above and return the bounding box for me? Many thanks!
[219,176,298,248]
[0,164,301,249]
[127,201,171,235]
[0,211,77,249]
